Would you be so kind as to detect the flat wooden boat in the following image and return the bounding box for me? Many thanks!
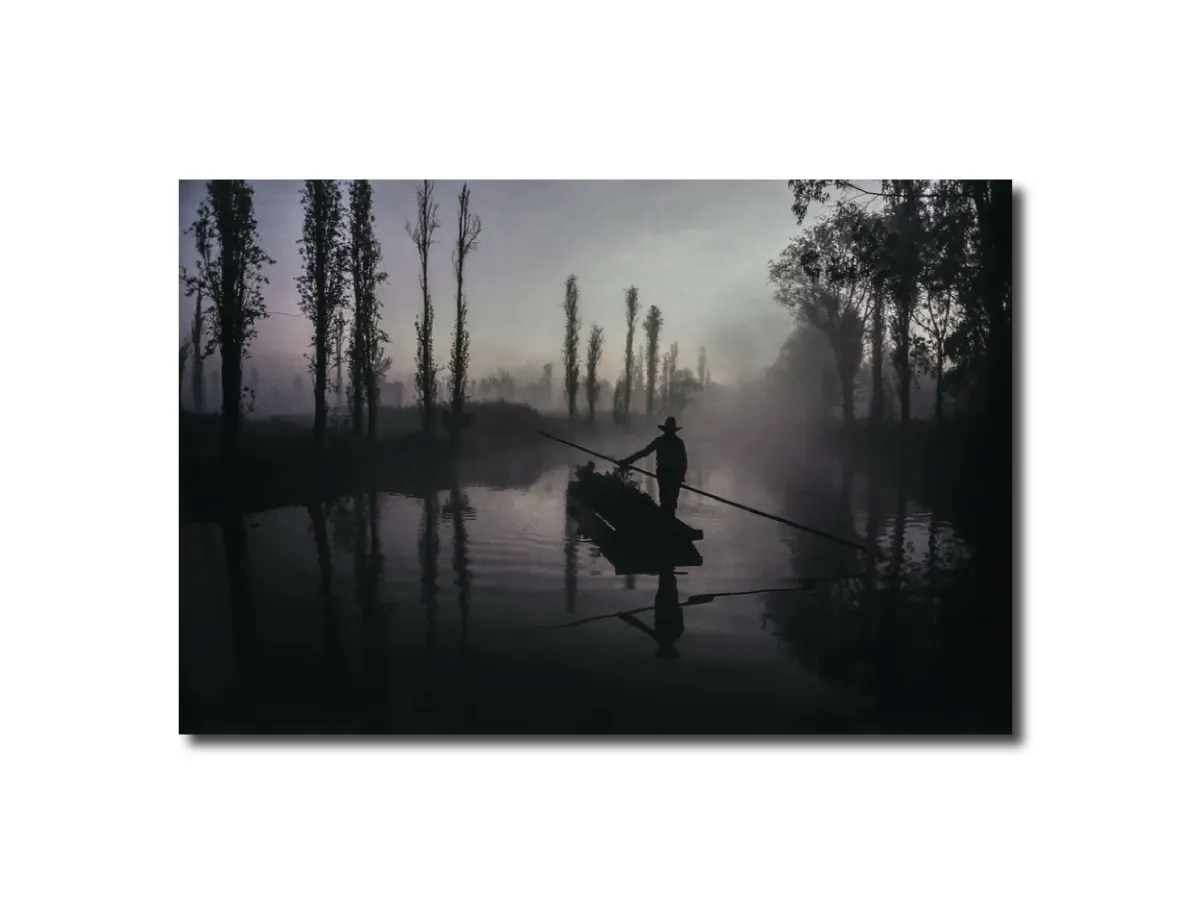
[565,464,704,572]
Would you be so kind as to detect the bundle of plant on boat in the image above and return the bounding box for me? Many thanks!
[570,462,663,532]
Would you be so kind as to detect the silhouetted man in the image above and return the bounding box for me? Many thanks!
[620,416,688,520]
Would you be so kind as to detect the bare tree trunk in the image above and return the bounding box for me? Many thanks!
[585,324,603,427]
[441,174,472,441]
[364,321,379,441]
[334,316,344,412]
[367,361,379,440]
[451,272,466,448]
[220,340,242,468]
[190,291,205,413]
[409,181,439,441]
[870,295,885,425]
[899,331,911,427]
[313,205,328,451]
[837,356,855,431]
[894,292,912,428]
[218,250,243,472]
[179,343,190,399]
[351,316,365,437]
[934,339,944,424]
[314,324,328,450]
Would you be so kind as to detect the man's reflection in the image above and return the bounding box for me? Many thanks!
[616,568,683,660]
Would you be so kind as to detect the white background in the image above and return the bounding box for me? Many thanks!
[2,2,1189,912]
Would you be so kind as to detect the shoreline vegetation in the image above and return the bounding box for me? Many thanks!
[180,395,1007,534]
[181,400,636,522]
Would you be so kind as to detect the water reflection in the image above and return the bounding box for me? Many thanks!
[563,513,578,614]
[419,491,440,708]
[926,513,942,624]
[182,453,1005,735]
[550,567,687,659]
[785,463,864,583]
[307,500,342,698]
[889,471,909,594]
[329,494,357,554]
[615,569,683,659]
[764,463,880,699]
[445,480,473,725]
[360,491,388,727]
[863,461,882,560]
[219,513,253,682]
[755,457,1004,730]
[443,483,473,650]
[314,490,391,727]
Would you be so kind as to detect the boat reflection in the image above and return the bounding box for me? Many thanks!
[549,569,824,661]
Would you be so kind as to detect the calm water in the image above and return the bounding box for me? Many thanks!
[180,455,1009,735]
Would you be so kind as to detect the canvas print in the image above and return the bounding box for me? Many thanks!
[179,180,1013,736]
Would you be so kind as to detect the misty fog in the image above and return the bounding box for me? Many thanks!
[180,178,1012,737]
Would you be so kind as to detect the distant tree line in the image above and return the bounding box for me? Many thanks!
[554,278,711,428]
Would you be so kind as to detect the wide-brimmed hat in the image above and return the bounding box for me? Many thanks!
[658,416,682,432]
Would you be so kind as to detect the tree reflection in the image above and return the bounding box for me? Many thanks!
[762,463,872,693]
[359,490,389,729]
[307,500,342,700]
[563,512,578,615]
[443,483,473,651]
[445,481,474,727]
[418,492,440,709]
[219,512,254,687]
[889,470,909,596]
[926,513,941,624]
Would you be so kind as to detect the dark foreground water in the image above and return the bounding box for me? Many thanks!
[180,454,1012,736]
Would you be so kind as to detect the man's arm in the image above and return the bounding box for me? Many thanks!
[621,437,659,465]
[677,440,688,479]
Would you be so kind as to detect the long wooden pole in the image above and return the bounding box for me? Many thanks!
[537,430,875,555]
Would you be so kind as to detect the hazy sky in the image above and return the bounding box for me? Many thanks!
[177,180,810,385]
